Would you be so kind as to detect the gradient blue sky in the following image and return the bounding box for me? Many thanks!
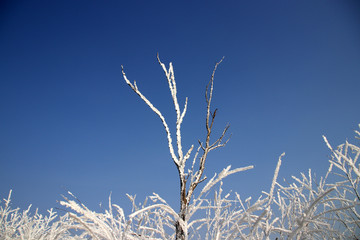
[1,1,360,214]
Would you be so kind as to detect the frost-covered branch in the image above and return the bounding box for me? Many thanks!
[121,65,180,167]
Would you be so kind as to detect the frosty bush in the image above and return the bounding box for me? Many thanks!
[1,58,359,239]
[0,190,74,240]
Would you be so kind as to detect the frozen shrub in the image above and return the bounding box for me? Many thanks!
[1,58,359,239]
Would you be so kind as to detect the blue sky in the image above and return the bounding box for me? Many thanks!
[1,0,360,214]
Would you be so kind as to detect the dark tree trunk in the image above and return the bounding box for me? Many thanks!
[175,211,186,240]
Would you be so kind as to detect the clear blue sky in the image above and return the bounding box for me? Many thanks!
[1,0,359,214]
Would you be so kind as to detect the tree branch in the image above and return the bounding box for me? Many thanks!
[121,65,179,167]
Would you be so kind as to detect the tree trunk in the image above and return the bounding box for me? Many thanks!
[175,177,187,240]
[175,211,186,240]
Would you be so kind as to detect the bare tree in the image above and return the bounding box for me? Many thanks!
[121,55,253,239]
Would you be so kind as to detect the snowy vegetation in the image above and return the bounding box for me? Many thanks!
[1,58,359,239]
